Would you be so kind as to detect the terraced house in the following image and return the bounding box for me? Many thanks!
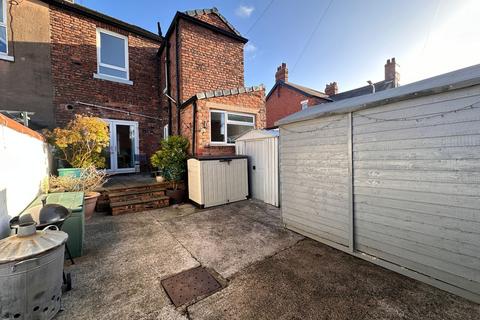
[0,0,265,172]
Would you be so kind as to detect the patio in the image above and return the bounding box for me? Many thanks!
[58,200,479,320]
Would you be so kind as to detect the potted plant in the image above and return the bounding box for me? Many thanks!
[44,114,110,177]
[48,166,107,220]
[151,135,189,204]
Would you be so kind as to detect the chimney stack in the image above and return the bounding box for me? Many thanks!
[325,82,338,96]
[275,63,288,83]
[385,57,400,87]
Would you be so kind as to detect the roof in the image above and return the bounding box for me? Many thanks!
[266,81,331,101]
[276,64,480,126]
[184,8,243,38]
[42,0,162,42]
[329,80,396,101]
[236,129,279,141]
[159,8,248,54]
[180,85,265,108]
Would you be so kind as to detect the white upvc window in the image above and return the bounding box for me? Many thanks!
[163,124,169,140]
[0,0,8,55]
[210,110,255,145]
[94,28,132,85]
[301,99,309,110]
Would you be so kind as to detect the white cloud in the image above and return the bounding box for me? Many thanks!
[245,42,257,53]
[236,5,255,18]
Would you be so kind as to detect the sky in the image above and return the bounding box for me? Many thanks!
[77,0,480,93]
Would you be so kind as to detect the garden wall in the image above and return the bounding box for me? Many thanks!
[0,115,50,239]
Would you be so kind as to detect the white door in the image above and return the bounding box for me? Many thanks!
[104,119,139,174]
[246,140,265,201]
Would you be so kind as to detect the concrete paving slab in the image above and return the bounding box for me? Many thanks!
[187,239,480,320]
[58,209,199,320]
[164,200,303,278]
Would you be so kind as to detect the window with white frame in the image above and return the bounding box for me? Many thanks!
[163,124,169,140]
[96,28,129,80]
[0,0,7,55]
[301,99,309,110]
[210,110,255,144]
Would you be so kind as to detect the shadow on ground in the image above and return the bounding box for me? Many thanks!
[57,200,479,320]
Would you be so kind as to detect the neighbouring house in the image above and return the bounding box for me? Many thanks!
[265,63,331,128]
[0,1,265,172]
[158,8,265,156]
[265,58,400,128]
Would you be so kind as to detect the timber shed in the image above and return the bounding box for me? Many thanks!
[276,64,480,303]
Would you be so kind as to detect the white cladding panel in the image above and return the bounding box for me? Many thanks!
[280,114,350,247]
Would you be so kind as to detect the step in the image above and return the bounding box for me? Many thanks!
[108,189,166,202]
[105,182,169,194]
[110,196,170,215]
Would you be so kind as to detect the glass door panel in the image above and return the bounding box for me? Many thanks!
[116,124,134,169]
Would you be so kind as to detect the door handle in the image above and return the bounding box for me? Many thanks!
[253,165,256,170]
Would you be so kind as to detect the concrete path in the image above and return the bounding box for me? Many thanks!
[58,200,479,320]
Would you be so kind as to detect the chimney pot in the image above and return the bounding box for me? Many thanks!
[385,57,400,87]
[275,63,288,83]
[325,82,338,96]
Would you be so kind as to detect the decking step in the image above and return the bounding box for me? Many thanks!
[110,196,170,215]
[108,188,166,201]
[105,183,168,194]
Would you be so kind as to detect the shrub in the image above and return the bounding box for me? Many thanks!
[151,135,189,190]
[44,115,110,168]
[49,166,107,194]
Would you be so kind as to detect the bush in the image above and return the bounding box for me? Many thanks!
[44,115,110,168]
[151,135,189,190]
[49,166,107,194]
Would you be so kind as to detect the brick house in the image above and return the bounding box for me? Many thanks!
[0,1,265,172]
[265,63,330,128]
[266,59,400,127]
[158,8,265,156]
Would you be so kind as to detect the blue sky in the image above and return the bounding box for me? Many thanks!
[78,0,480,93]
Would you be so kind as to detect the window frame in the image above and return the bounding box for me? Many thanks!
[300,99,309,110]
[163,124,169,140]
[0,0,10,58]
[95,28,131,84]
[210,110,255,145]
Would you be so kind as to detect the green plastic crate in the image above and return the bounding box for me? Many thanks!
[58,168,82,178]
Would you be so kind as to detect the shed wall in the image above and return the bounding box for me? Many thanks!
[280,85,480,302]
[280,114,350,247]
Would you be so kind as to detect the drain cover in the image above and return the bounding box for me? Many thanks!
[161,267,221,307]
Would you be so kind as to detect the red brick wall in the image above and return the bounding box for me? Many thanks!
[49,6,163,159]
[179,18,244,101]
[194,13,232,32]
[266,84,329,128]
[180,89,265,156]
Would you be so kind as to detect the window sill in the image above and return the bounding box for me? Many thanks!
[93,73,133,85]
[0,55,15,62]
[209,142,235,147]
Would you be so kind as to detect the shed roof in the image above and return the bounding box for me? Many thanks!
[236,129,279,141]
[276,64,480,126]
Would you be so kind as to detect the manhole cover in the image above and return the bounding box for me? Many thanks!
[161,267,221,307]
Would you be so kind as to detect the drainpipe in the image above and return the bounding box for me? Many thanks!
[165,43,172,135]
[175,19,181,135]
[192,100,197,156]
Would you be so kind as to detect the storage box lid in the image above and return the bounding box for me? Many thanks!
[0,229,68,263]
[192,155,248,161]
